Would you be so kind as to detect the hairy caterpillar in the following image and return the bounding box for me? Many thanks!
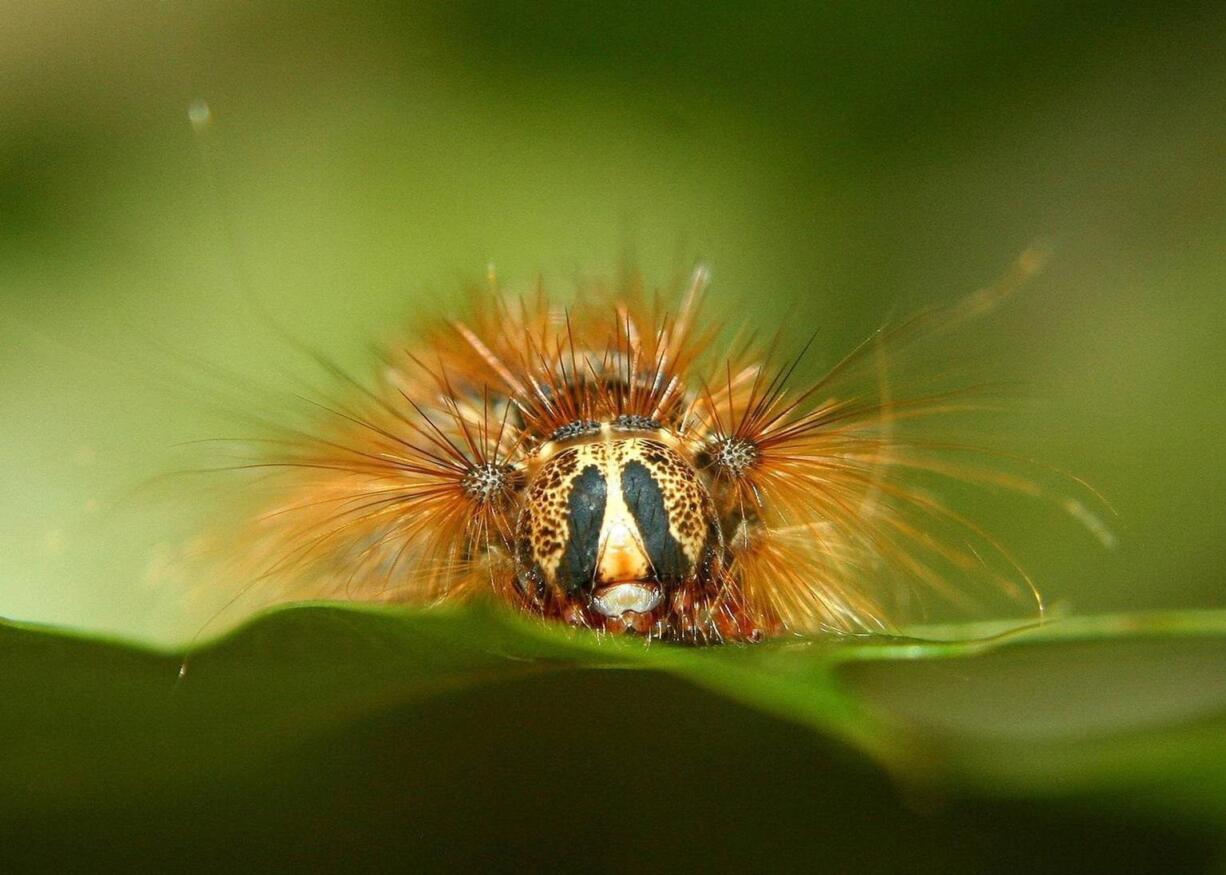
[201,252,1071,645]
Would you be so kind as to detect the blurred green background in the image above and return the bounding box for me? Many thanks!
[1,1,1224,644]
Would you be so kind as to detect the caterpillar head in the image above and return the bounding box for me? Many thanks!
[513,425,727,637]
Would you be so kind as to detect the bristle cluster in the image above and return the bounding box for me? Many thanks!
[461,462,520,504]
[708,436,758,478]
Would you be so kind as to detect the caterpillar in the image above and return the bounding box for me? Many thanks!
[215,257,1054,644]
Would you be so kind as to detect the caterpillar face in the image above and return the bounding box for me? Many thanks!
[514,431,723,635]
[232,260,1051,643]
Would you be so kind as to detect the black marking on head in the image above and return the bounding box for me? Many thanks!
[620,460,691,582]
[550,420,601,442]
[611,414,662,432]
[556,464,606,593]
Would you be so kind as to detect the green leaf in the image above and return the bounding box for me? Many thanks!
[3,604,1225,872]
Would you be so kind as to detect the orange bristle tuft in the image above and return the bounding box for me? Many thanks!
[200,255,1090,642]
